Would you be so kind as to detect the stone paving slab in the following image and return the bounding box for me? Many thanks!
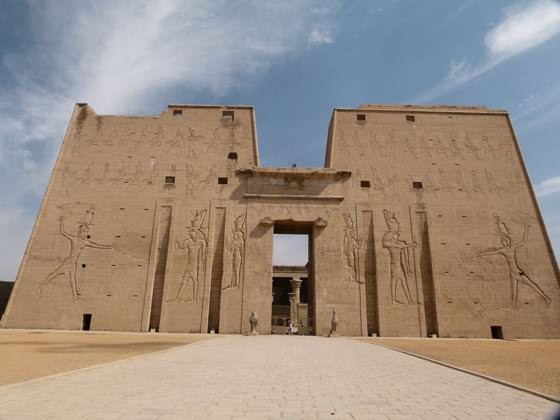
[0,335,557,419]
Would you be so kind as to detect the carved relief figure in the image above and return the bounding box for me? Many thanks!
[223,214,246,289]
[484,169,503,198]
[184,164,197,198]
[96,163,110,184]
[150,127,163,146]
[130,162,144,185]
[437,169,454,196]
[419,137,434,158]
[103,128,117,146]
[168,209,208,303]
[62,166,73,195]
[480,135,498,160]
[169,164,177,177]
[470,170,483,194]
[434,138,449,158]
[167,127,183,147]
[227,122,242,149]
[145,159,159,184]
[79,204,96,226]
[456,169,470,196]
[86,130,99,145]
[79,162,95,184]
[37,212,111,300]
[464,135,482,160]
[370,168,387,195]
[239,128,251,149]
[382,209,416,305]
[186,127,201,159]
[385,132,398,163]
[121,127,132,148]
[448,138,465,160]
[387,174,402,203]
[369,131,386,156]
[477,214,550,306]
[135,127,147,147]
[200,165,218,189]
[226,160,237,179]
[342,213,363,284]
[110,161,127,184]
[403,137,418,159]
[69,129,81,155]
[501,141,514,163]
[424,174,440,194]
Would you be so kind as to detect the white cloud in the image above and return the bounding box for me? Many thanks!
[485,0,560,58]
[412,0,560,102]
[445,59,469,81]
[512,80,560,130]
[535,176,560,197]
[0,0,337,281]
[308,29,334,45]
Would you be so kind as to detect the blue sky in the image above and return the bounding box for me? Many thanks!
[1,0,559,279]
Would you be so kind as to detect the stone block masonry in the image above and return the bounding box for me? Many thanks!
[2,103,559,338]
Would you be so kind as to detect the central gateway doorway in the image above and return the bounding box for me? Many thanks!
[271,221,315,335]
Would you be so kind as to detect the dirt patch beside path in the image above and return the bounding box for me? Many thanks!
[0,329,213,386]
[356,338,560,398]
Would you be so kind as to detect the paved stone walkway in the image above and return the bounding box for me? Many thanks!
[0,335,556,419]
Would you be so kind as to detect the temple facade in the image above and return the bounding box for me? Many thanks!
[2,103,559,338]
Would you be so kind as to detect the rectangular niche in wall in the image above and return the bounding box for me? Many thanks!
[82,314,92,331]
[491,325,504,339]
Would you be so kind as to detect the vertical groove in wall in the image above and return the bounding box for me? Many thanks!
[208,208,226,333]
[309,228,316,335]
[362,210,379,335]
[149,206,172,331]
[417,212,438,336]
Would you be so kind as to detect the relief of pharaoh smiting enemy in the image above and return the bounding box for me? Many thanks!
[222,214,246,289]
[477,214,551,306]
[382,209,416,305]
[37,204,112,300]
[168,209,208,303]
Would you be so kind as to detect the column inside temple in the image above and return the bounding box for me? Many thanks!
[289,277,302,325]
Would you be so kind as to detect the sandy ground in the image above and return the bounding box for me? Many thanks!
[357,338,560,398]
[0,329,212,386]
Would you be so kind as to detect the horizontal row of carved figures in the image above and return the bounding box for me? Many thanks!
[338,128,516,164]
[70,120,252,154]
[359,167,527,201]
[72,117,513,164]
[60,157,526,203]
[35,203,553,309]
[60,160,237,197]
